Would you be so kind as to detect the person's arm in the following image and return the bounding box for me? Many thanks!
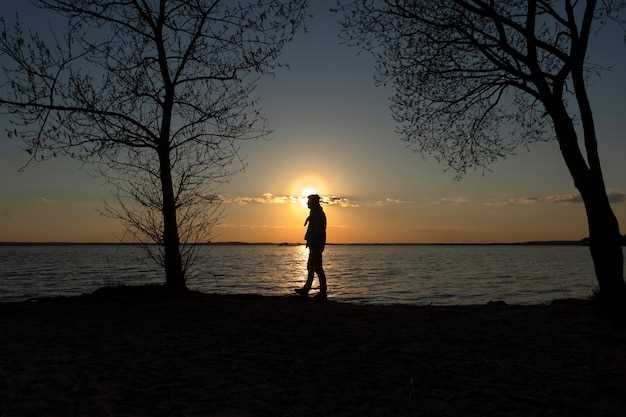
[321,212,327,248]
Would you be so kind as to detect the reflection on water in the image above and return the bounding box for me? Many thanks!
[0,244,611,304]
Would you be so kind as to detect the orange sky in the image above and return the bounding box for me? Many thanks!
[212,188,625,244]
[2,168,623,243]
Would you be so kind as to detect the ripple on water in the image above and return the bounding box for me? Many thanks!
[0,244,610,304]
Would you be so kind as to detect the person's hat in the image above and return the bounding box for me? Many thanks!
[307,194,321,203]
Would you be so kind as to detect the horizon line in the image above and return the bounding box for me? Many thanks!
[0,239,592,246]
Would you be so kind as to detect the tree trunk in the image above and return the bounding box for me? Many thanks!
[571,66,625,305]
[550,105,625,305]
[158,92,185,289]
[158,144,185,289]
[582,182,625,304]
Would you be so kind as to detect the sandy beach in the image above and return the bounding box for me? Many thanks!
[1,286,625,417]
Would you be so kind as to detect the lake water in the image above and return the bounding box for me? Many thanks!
[0,244,612,304]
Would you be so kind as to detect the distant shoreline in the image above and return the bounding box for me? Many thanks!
[0,240,604,246]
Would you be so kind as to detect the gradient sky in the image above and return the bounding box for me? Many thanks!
[1,1,626,243]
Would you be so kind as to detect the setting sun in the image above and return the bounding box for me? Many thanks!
[300,187,317,208]
[290,174,329,210]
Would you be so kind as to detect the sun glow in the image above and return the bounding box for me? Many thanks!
[300,187,317,208]
[290,174,328,210]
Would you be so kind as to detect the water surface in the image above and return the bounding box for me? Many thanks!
[0,244,606,304]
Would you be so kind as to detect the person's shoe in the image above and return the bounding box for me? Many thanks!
[312,293,328,302]
[294,288,309,296]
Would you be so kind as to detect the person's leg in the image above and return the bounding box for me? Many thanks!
[313,248,327,298]
[300,248,315,293]
[317,267,327,296]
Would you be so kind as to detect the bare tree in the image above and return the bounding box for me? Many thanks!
[0,0,308,289]
[339,0,625,304]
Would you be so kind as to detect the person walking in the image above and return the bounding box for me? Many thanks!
[295,194,327,301]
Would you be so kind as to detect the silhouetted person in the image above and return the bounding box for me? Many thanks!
[295,194,327,301]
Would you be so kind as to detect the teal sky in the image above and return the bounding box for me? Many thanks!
[1,1,626,243]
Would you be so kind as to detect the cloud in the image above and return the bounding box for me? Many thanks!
[222,193,409,209]
[323,196,360,208]
[543,193,582,204]
[221,193,299,205]
[544,192,626,204]
[223,190,626,210]
[484,196,541,207]
[485,191,626,206]
[222,193,360,207]
[432,197,470,205]
[215,223,293,230]
[367,198,409,207]
[551,192,626,204]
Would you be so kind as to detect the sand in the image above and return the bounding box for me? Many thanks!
[1,286,625,417]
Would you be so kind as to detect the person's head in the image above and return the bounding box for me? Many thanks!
[307,194,321,209]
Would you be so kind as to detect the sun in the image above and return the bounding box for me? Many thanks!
[300,187,317,208]
[290,175,328,210]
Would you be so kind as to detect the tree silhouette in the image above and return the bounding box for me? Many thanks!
[339,0,625,304]
[0,0,308,289]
